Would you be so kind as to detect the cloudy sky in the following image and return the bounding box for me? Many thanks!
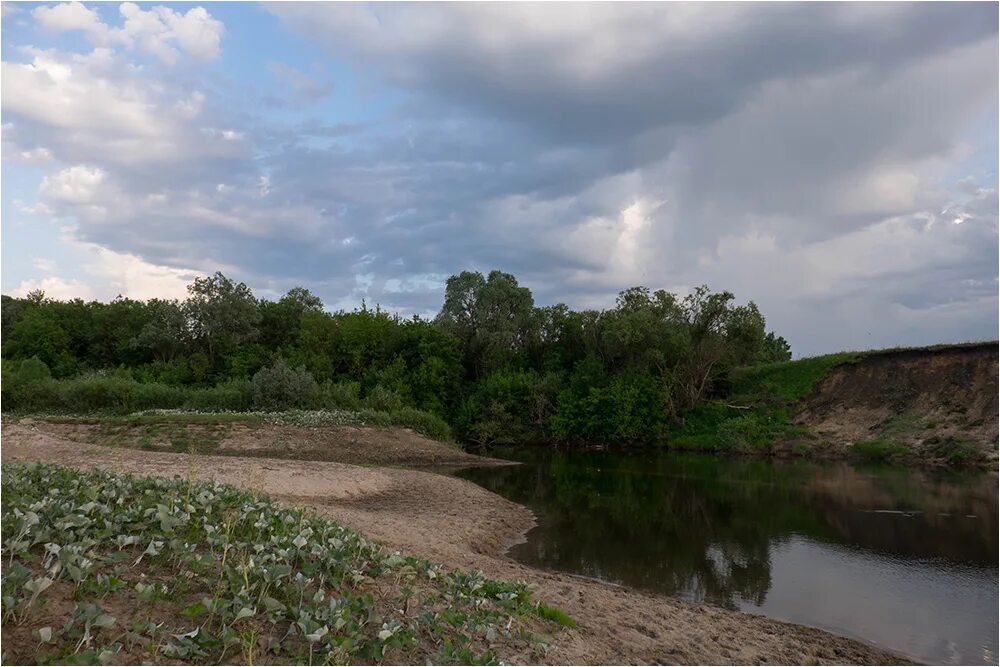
[1,2,997,356]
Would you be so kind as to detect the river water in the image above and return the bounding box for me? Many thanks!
[455,450,998,665]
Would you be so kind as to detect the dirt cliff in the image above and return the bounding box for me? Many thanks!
[794,343,998,467]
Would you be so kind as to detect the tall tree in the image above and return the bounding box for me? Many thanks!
[183,272,261,364]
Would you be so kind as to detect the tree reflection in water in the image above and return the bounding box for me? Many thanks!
[457,450,997,610]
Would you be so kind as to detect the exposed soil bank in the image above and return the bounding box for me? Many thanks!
[795,343,998,467]
[2,420,912,665]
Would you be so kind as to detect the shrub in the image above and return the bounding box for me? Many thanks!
[186,379,252,412]
[852,439,908,461]
[55,374,137,413]
[126,381,185,411]
[362,384,404,412]
[717,413,775,451]
[251,359,319,411]
[13,357,52,383]
[319,380,362,410]
[924,436,985,467]
[357,407,452,442]
[1,358,58,412]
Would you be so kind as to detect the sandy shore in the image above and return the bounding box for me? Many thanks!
[1,420,913,665]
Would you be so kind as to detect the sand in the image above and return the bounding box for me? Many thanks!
[1,420,913,665]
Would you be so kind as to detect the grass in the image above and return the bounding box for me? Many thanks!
[667,342,997,464]
[7,407,453,444]
[851,439,909,461]
[923,435,987,467]
[1,463,562,665]
[668,352,859,453]
[535,602,577,629]
[729,352,860,402]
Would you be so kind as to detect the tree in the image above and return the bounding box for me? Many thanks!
[183,273,261,364]
[760,332,792,363]
[436,270,534,378]
[131,299,190,363]
[259,287,324,350]
[4,309,74,375]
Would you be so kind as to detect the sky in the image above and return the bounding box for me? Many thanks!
[1,1,997,357]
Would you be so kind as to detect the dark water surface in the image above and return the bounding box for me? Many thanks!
[455,450,998,665]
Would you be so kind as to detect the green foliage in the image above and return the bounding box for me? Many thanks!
[852,439,909,461]
[362,383,405,412]
[730,352,859,402]
[923,436,986,467]
[716,413,781,452]
[535,602,577,628]
[251,359,319,411]
[667,351,859,453]
[356,407,453,442]
[185,379,253,412]
[2,270,791,449]
[1,463,556,664]
[319,379,362,410]
[552,374,667,444]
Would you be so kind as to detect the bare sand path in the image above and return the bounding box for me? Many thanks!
[2,420,913,665]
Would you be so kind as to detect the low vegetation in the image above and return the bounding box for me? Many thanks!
[668,352,857,452]
[1,463,563,665]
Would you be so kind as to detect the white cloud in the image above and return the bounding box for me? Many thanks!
[40,165,106,204]
[32,2,106,39]
[79,240,198,300]
[1,46,245,170]
[9,276,96,301]
[32,2,223,64]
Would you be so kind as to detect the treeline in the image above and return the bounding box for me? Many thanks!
[1,271,790,446]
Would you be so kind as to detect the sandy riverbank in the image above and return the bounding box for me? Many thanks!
[1,420,912,665]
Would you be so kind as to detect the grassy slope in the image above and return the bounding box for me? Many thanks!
[668,352,858,453]
[1,463,567,665]
[669,341,997,465]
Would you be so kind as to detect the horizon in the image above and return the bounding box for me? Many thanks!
[2,1,998,357]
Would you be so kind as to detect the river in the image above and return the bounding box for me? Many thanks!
[456,450,998,665]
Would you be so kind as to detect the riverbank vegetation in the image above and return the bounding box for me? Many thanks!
[667,352,859,452]
[0,462,562,665]
[2,270,790,447]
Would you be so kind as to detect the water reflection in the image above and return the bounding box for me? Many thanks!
[456,450,998,665]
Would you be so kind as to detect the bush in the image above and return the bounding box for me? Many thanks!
[319,380,362,410]
[852,439,908,461]
[924,436,985,467]
[251,359,319,411]
[125,381,185,411]
[717,414,773,451]
[186,379,252,411]
[13,357,52,383]
[55,374,137,413]
[551,374,666,444]
[361,384,404,412]
[1,358,58,412]
[357,407,452,442]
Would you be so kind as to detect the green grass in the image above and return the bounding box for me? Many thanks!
[851,439,909,461]
[729,352,860,402]
[7,407,453,443]
[1,463,560,665]
[668,352,870,454]
[534,602,577,629]
[923,435,987,467]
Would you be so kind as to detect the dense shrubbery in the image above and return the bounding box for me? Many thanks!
[1,270,791,447]
[251,359,319,410]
